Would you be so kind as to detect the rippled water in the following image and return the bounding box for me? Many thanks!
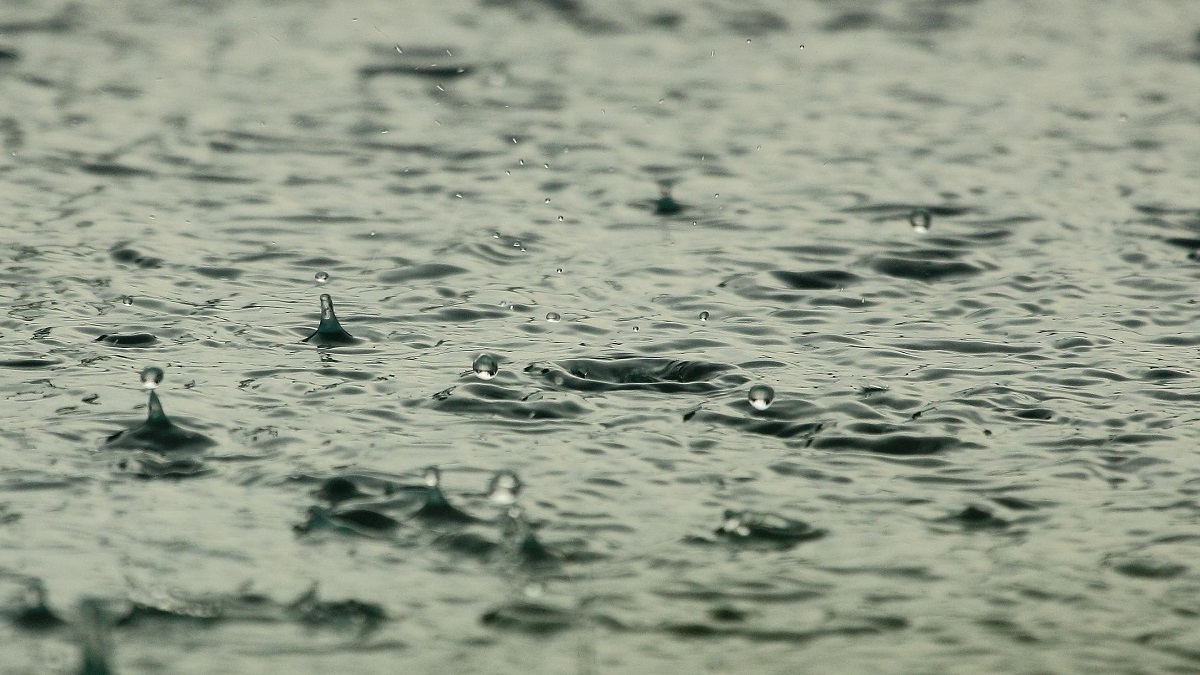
[4,1,1200,672]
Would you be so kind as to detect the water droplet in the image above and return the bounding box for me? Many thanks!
[488,470,522,505]
[472,354,499,380]
[746,38,752,43]
[544,197,551,204]
[699,311,710,321]
[555,268,563,274]
[557,215,564,221]
[512,241,522,248]
[121,296,133,306]
[546,312,561,323]
[139,366,164,390]
[632,326,639,332]
[748,384,775,411]
[423,466,441,488]
[909,208,932,233]
[314,271,330,284]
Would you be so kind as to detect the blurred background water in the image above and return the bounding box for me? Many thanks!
[3,0,1200,672]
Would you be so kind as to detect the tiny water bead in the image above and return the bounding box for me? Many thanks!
[699,311,710,321]
[545,312,561,323]
[488,470,522,505]
[121,296,133,306]
[909,208,932,233]
[314,271,330,284]
[423,465,441,488]
[748,384,775,411]
[472,354,499,380]
[139,366,164,390]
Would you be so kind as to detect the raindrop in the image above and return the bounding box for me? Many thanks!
[488,470,522,505]
[546,312,561,322]
[632,326,639,332]
[314,271,330,284]
[121,296,133,306]
[699,311,710,321]
[557,215,564,221]
[423,466,441,488]
[140,366,164,390]
[472,354,499,380]
[555,268,563,274]
[748,384,775,411]
[909,208,932,233]
[544,197,551,204]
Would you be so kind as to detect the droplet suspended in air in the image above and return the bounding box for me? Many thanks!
[488,470,522,505]
[545,312,561,323]
[472,354,499,380]
[121,296,134,306]
[699,311,710,322]
[314,271,330,284]
[140,366,164,390]
[909,208,932,233]
[555,267,563,274]
[748,384,775,411]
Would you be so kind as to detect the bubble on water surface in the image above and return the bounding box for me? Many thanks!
[699,311,710,321]
[423,466,441,488]
[473,354,499,380]
[748,384,775,411]
[121,296,133,306]
[488,470,522,505]
[546,312,561,323]
[314,271,329,284]
[140,366,163,390]
[909,208,932,233]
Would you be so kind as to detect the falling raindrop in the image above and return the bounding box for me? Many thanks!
[314,271,330,284]
[139,366,164,390]
[472,354,499,380]
[909,208,932,233]
[748,384,775,411]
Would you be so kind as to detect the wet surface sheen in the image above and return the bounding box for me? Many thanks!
[3,0,1200,673]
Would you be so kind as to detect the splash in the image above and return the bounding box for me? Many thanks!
[302,294,358,346]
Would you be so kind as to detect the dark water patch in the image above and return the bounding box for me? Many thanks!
[419,305,514,323]
[1143,368,1189,381]
[812,432,970,456]
[7,583,66,631]
[0,357,59,368]
[1106,557,1188,580]
[770,269,860,290]
[0,8,74,34]
[479,0,619,32]
[289,585,386,634]
[295,505,401,538]
[109,244,162,269]
[194,266,243,280]
[359,63,475,79]
[480,600,575,634]
[1012,407,1054,421]
[530,356,743,394]
[871,255,983,282]
[80,162,155,178]
[891,339,1038,355]
[378,263,467,284]
[95,333,157,347]
[937,505,1010,529]
[0,47,19,61]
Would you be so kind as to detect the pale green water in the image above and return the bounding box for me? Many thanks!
[3,1,1200,673]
